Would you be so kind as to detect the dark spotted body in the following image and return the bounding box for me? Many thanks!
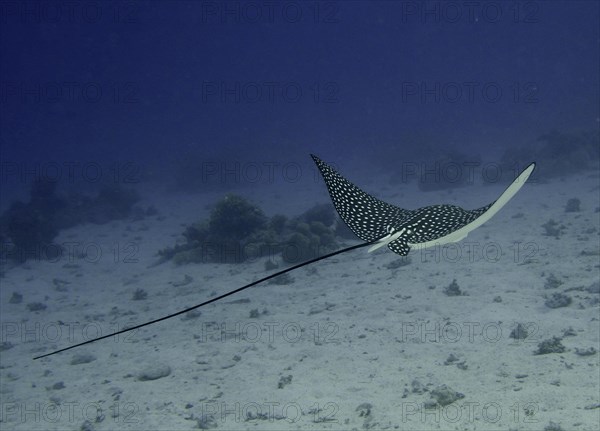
[312,154,494,256]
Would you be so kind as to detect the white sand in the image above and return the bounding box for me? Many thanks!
[1,167,599,431]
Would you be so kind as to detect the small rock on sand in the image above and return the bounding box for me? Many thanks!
[137,363,171,381]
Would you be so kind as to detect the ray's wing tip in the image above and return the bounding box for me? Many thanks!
[522,162,536,179]
[311,154,328,170]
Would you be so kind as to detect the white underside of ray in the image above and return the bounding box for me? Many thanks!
[368,163,536,253]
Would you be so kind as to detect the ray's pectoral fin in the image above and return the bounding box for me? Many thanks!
[409,162,536,252]
[311,154,411,242]
[367,163,536,255]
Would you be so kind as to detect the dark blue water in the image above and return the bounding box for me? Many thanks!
[2,1,598,197]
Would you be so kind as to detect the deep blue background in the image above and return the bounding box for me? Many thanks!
[1,1,598,197]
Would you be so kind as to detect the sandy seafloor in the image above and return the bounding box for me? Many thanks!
[1,165,599,431]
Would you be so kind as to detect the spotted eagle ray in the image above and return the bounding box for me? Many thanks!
[33,155,535,360]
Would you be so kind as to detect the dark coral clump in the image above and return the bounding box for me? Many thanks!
[0,179,64,262]
[564,198,581,213]
[159,196,341,265]
[534,336,566,355]
[209,194,268,239]
[296,203,336,226]
[281,220,338,264]
[53,186,141,227]
[443,279,465,296]
[185,194,272,263]
[269,214,287,235]
[0,180,140,262]
[279,204,339,263]
[541,219,565,238]
[159,194,275,264]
